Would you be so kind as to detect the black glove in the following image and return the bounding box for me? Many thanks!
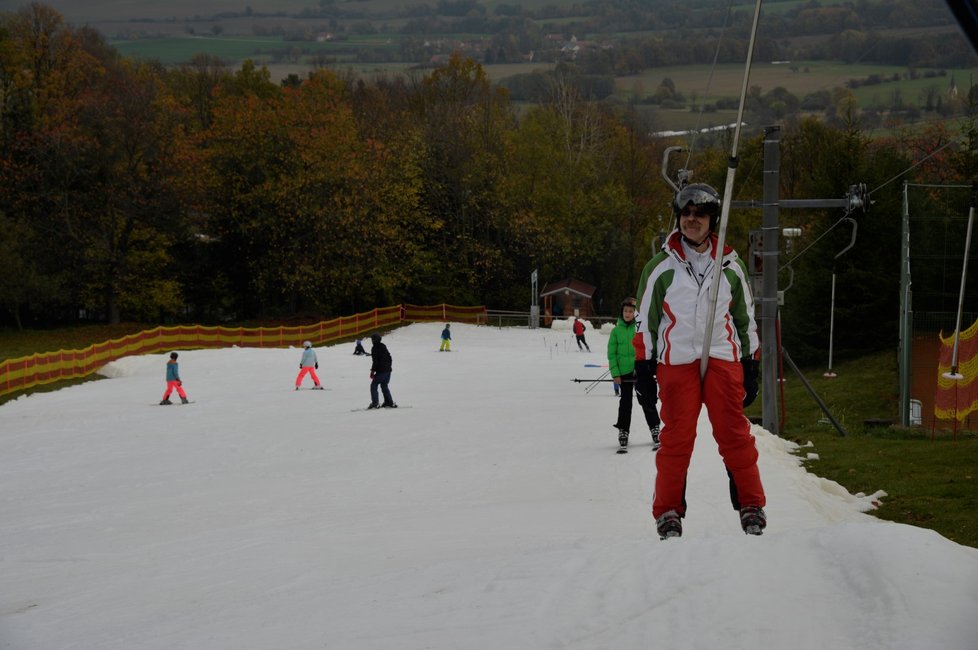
[742,357,759,407]
[315,362,318,369]
[634,359,658,408]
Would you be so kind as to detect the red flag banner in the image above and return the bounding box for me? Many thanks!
[935,317,978,421]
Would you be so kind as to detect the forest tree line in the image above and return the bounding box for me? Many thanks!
[2,3,977,365]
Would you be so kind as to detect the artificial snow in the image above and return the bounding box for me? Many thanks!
[2,323,976,649]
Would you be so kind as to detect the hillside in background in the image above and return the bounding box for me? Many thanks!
[9,0,977,110]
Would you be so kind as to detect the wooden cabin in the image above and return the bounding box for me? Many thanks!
[540,278,596,325]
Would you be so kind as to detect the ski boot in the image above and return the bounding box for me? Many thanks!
[159,399,172,405]
[180,397,190,404]
[381,402,398,408]
[651,425,661,451]
[314,385,324,390]
[739,506,767,536]
[656,510,682,540]
[617,428,629,449]
[367,402,380,410]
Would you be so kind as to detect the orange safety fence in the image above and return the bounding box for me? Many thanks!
[0,304,487,398]
[935,317,978,422]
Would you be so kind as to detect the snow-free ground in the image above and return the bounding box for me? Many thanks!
[2,322,977,650]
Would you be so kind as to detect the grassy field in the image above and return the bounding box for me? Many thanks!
[9,1,315,22]
[15,0,976,114]
[24,0,854,23]
[2,324,976,548]
[746,349,978,549]
[616,61,978,103]
[109,30,978,117]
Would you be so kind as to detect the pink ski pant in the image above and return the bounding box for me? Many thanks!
[295,367,321,387]
[652,358,765,519]
[162,380,187,400]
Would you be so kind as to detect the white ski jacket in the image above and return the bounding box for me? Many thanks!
[633,230,758,366]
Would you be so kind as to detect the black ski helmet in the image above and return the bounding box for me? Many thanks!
[169,352,178,359]
[673,183,721,230]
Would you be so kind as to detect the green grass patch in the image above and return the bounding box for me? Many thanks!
[795,433,978,547]
[750,350,978,549]
[0,323,151,406]
[0,323,151,363]
[616,62,978,110]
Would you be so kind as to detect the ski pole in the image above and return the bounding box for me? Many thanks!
[571,378,635,383]
[584,369,610,393]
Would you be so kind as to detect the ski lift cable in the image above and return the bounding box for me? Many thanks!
[699,0,764,378]
[867,138,960,197]
[778,208,855,271]
[683,0,735,172]
[778,139,961,271]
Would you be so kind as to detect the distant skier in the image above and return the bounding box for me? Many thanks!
[295,340,324,390]
[160,352,190,405]
[573,318,590,351]
[367,333,396,409]
[353,338,370,356]
[439,324,452,352]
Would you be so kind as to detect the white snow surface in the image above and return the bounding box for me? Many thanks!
[2,323,977,650]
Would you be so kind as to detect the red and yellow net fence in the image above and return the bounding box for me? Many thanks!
[935,317,978,422]
[0,304,486,398]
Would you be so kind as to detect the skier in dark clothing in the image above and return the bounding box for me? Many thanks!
[368,333,396,408]
[439,324,452,352]
[353,338,369,356]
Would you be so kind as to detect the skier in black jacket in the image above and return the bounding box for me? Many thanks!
[368,333,396,408]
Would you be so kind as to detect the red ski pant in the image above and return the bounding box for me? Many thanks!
[295,367,321,387]
[162,380,187,400]
[652,359,765,519]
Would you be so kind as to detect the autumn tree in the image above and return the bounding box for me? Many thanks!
[0,5,191,324]
[200,67,436,317]
[408,53,521,305]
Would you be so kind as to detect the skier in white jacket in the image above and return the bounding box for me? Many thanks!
[295,341,324,390]
[633,183,764,539]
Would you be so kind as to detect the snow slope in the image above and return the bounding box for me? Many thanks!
[2,322,977,650]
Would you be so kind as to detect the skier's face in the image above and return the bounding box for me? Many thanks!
[680,205,711,244]
[622,305,636,322]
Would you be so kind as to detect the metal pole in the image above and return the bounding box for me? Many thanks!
[825,218,857,378]
[699,0,764,377]
[585,369,610,393]
[899,181,913,425]
[826,273,837,377]
[944,190,976,378]
[782,348,848,436]
[760,126,781,435]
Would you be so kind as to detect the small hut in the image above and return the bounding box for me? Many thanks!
[539,278,596,325]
